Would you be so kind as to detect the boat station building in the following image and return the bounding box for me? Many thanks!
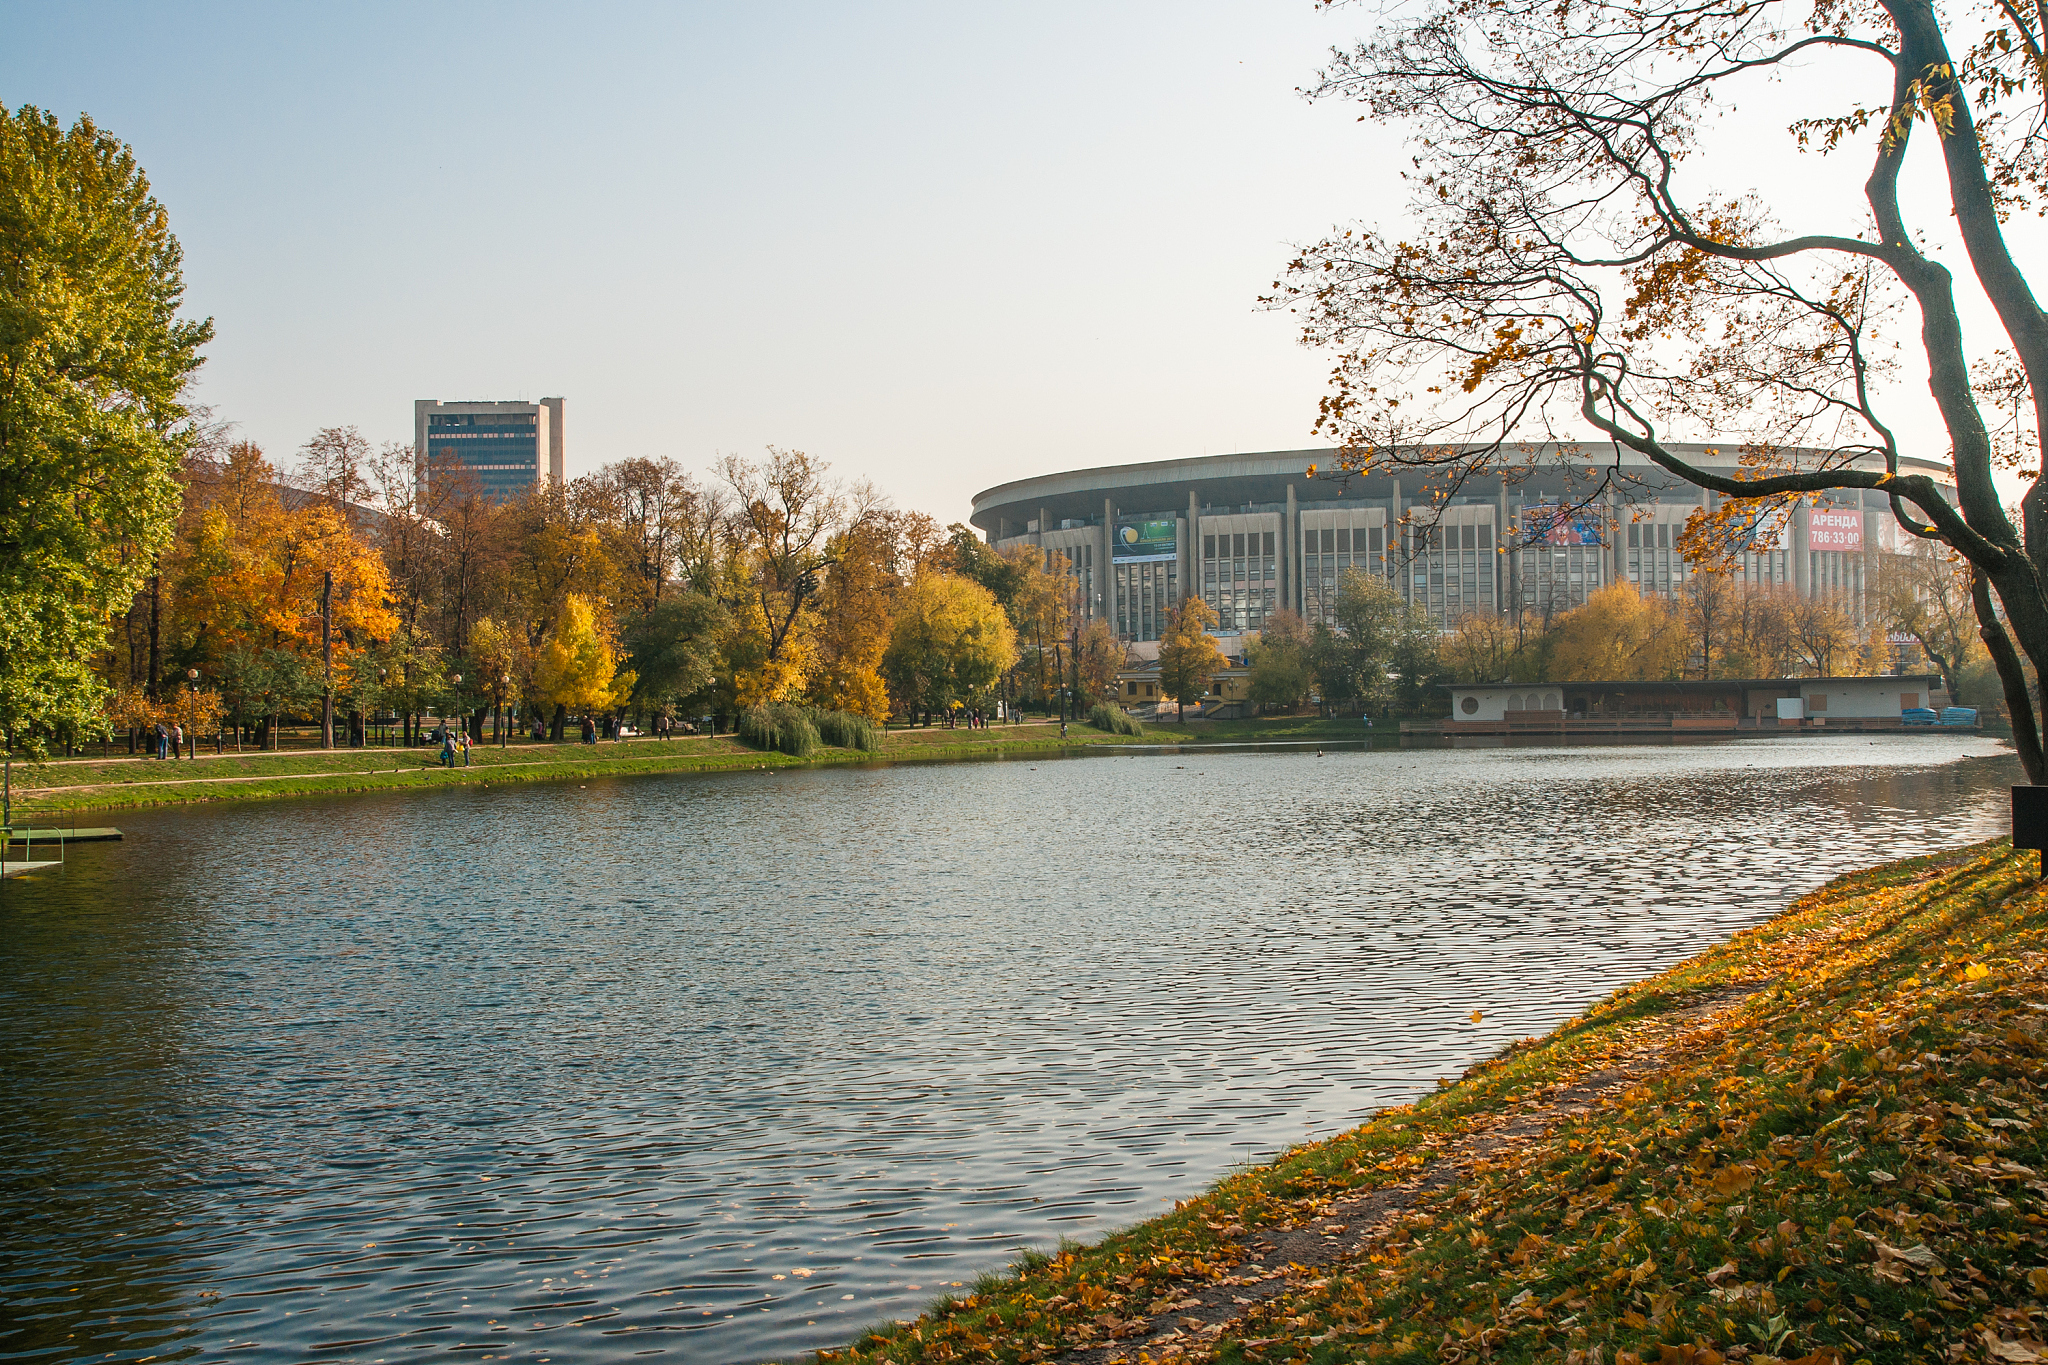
[970,445,1957,646]
[1435,676,1940,734]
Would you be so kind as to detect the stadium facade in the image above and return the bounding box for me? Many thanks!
[968,444,1957,645]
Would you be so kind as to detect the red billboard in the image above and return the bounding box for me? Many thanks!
[1807,506,1863,551]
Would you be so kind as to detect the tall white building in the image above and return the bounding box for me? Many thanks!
[414,397,565,503]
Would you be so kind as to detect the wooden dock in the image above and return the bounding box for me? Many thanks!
[2,827,122,843]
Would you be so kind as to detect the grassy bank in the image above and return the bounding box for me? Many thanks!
[817,840,2048,1365]
[3,714,1409,819]
[2,720,1186,817]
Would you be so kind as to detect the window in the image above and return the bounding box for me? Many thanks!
[1337,528,1351,554]
[1508,694,1524,711]
[1460,696,1479,714]
[1262,531,1276,555]
[1809,694,1828,711]
[1204,535,1215,558]
[1321,528,1336,553]
[1900,692,1919,708]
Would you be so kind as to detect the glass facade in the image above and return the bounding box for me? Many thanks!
[426,411,541,502]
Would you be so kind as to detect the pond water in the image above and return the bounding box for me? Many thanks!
[0,734,2020,1363]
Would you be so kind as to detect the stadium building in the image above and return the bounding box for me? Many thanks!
[968,444,1957,645]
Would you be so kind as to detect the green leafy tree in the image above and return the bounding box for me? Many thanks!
[1157,597,1228,721]
[1331,570,1441,714]
[624,591,727,717]
[1247,609,1314,712]
[882,571,1018,722]
[0,106,212,753]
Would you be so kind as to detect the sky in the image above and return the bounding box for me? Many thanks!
[4,2,2037,522]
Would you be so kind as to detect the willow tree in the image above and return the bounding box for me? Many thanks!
[1274,0,2048,777]
[1,106,212,753]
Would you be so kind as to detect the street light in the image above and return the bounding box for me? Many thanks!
[450,674,464,747]
[186,667,201,759]
[499,673,511,748]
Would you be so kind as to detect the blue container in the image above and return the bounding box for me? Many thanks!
[1902,707,1939,726]
[1940,707,1979,727]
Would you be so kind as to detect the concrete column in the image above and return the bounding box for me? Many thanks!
[1188,489,1200,606]
[1792,501,1810,598]
[1104,497,1117,637]
[1391,478,1406,601]
[1037,506,1048,551]
[1498,480,1511,614]
[1284,484,1298,613]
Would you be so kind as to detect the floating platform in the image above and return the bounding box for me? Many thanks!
[1,859,62,878]
[2,827,122,843]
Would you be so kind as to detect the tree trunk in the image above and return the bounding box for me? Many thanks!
[550,704,566,742]
[1975,570,2045,784]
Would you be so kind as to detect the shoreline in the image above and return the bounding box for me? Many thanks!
[7,717,1382,818]
[4,720,2007,820]
[814,839,2048,1365]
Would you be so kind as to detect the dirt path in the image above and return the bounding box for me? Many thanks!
[1058,983,1765,1365]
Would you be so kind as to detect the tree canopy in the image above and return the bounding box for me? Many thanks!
[1277,0,2048,775]
[0,105,212,751]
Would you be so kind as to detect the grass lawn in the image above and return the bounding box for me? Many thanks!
[819,839,2048,1365]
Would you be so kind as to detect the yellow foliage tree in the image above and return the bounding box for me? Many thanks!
[1545,583,1685,681]
[533,593,634,725]
[1157,597,1228,720]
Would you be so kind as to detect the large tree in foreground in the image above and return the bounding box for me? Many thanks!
[1275,0,2048,776]
[0,106,211,752]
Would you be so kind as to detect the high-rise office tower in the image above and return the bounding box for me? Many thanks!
[414,397,565,503]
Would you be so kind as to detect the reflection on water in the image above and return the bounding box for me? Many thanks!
[0,735,2018,1362]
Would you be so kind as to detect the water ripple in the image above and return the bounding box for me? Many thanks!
[0,735,2018,1362]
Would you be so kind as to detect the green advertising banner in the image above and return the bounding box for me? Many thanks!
[1114,518,1178,563]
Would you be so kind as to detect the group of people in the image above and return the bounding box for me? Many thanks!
[435,727,472,767]
[150,721,190,759]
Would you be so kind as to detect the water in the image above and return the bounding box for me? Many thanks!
[0,734,2019,1363]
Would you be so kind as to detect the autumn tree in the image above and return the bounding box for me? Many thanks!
[1875,539,1978,702]
[1280,0,2048,778]
[719,448,876,705]
[533,592,633,737]
[881,572,1018,722]
[1158,598,1229,720]
[1788,594,1863,677]
[1441,609,1542,683]
[1546,584,1686,681]
[805,517,898,720]
[298,425,373,509]
[1072,618,1123,712]
[1248,608,1315,710]
[1,106,213,752]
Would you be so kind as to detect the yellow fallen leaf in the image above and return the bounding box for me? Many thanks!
[1965,962,1992,981]
[1470,1011,1484,1023]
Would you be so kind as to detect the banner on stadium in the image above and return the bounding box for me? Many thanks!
[1521,503,1605,547]
[1807,506,1864,551]
[1114,518,1179,563]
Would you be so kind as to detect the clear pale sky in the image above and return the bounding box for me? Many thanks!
[3,3,2032,522]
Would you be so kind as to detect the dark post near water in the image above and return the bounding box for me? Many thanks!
[2013,786,2048,876]
[321,570,334,749]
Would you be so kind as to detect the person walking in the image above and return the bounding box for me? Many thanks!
[154,721,168,760]
[170,721,184,760]
[440,729,456,768]
[461,730,472,766]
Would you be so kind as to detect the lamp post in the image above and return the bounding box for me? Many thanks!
[186,668,200,760]
[378,667,390,747]
[450,673,464,746]
[499,673,511,749]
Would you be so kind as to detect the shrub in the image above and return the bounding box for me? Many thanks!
[805,706,883,754]
[1086,703,1143,736]
[737,703,819,757]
